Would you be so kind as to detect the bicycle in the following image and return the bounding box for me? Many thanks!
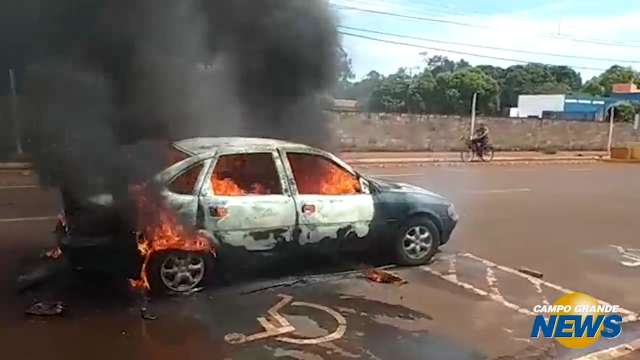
[460,137,495,162]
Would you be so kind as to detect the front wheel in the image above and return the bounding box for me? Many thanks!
[394,217,440,266]
[147,250,214,294]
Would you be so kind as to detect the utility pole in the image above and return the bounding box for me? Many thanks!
[469,92,478,139]
[9,69,23,155]
[607,107,615,156]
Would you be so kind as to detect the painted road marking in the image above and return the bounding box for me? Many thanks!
[466,188,532,194]
[423,252,638,322]
[575,337,640,359]
[0,185,39,190]
[567,168,593,172]
[225,294,346,345]
[0,216,58,223]
[610,245,640,267]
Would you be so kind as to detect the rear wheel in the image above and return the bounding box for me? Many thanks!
[480,146,495,162]
[460,149,474,162]
[148,250,213,294]
[394,217,440,266]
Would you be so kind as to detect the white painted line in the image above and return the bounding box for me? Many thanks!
[460,253,638,322]
[0,216,58,223]
[0,185,39,190]
[575,337,640,359]
[567,168,593,172]
[368,173,424,178]
[466,188,532,194]
[423,253,639,322]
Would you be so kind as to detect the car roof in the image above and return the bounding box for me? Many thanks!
[173,137,314,155]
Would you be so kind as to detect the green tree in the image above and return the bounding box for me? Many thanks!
[582,65,640,96]
[334,46,355,98]
[447,68,500,114]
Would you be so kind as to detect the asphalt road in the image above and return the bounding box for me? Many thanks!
[1,163,639,360]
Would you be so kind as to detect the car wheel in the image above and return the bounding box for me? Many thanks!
[148,250,213,294]
[395,217,440,266]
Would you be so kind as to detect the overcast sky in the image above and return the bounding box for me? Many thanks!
[331,0,640,81]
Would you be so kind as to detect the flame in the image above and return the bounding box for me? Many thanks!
[288,154,361,196]
[129,186,214,291]
[318,165,361,195]
[212,176,271,196]
[213,177,245,196]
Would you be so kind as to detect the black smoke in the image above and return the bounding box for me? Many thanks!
[23,0,338,196]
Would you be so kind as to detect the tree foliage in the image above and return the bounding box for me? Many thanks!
[335,50,638,117]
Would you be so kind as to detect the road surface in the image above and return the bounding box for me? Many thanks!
[1,163,639,360]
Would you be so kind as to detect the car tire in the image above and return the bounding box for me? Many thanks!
[147,250,214,294]
[394,217,440,266]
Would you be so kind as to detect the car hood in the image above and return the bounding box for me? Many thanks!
[368,177,447,201]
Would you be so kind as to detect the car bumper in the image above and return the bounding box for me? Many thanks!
[440,217,457,245]
[58,233,141,277]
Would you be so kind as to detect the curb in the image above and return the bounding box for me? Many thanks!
[346,156,602,165]
[0,163,33,170]
[601,159,640,164]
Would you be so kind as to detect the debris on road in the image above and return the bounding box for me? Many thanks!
[26,301,65,316]
[140,306,158,321]
[366,269,407,285]
[517,267,544,279]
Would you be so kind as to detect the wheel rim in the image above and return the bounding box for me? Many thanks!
[160,253,205,292]
[402,226,433,260]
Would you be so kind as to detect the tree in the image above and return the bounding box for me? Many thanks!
[446,68,499,114]
[334,46,355,98]
[548,65,582,90]
[423,54,470,77]
[582,65,640,96]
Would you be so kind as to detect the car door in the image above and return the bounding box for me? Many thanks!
[198,150,297,252]
[281,150,374,248]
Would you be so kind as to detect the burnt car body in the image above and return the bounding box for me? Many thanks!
[58,137,458,292]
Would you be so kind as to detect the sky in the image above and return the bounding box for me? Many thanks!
[330,0,640,81]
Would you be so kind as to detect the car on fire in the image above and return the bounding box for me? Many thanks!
[57,137,458,293]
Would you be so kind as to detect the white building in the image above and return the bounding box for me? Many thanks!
[514,95,565,118]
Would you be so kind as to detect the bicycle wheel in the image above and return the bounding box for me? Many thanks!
[460,150,474,162]
[480,146,495,162]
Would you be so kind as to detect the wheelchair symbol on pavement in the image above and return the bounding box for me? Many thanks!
[224,294,347,345]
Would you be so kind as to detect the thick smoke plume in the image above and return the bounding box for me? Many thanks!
[25,0,338,197]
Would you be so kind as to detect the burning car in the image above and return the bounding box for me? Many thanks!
[56,137,458,293]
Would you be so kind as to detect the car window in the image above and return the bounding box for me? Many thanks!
[168,164,204,195]
[287,153,361,195]
[211,153,282,196]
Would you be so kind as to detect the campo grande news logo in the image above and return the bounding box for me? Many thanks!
[530,292,623,349]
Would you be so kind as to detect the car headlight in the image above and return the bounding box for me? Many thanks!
[447,204,459,222]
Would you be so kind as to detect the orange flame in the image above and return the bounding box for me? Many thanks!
[318,165,361,195]
[129,186,214,291]
[212,176,271,196]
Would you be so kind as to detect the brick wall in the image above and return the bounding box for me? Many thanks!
[331,112,640,151]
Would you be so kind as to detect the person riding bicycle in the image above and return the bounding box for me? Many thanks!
[471,123,490,154]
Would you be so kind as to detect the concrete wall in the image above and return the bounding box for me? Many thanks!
[331,112,640,152]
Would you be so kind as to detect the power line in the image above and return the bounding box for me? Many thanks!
[338,30,609,71]
[332,4,640,49]
[339,25,640,64]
